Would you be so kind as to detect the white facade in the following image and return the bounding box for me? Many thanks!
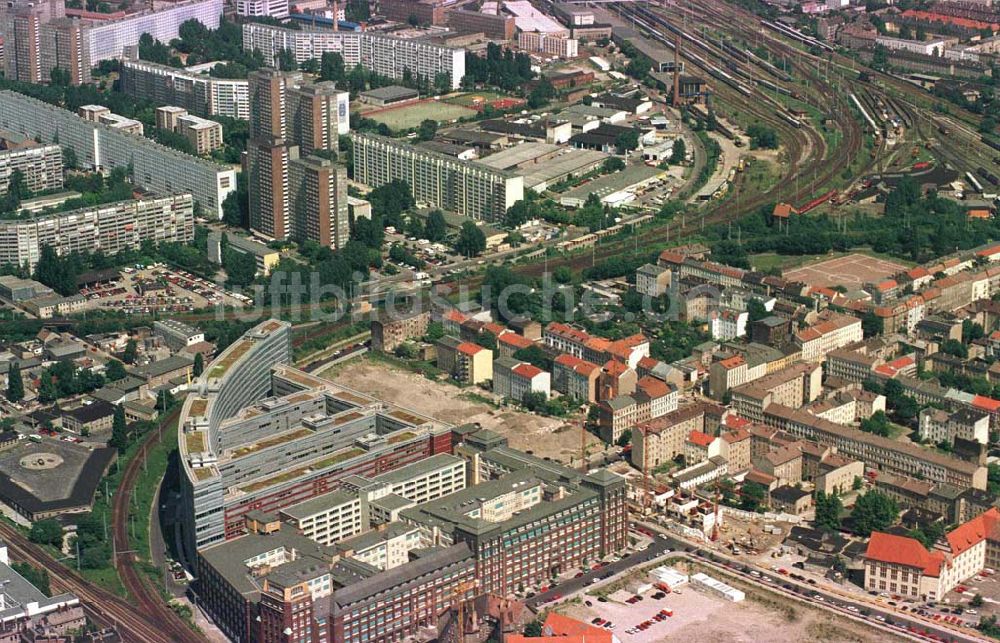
[710,309,748,341]
[236,0,289,19]
[243,23,466,90]
[87,0,223,63]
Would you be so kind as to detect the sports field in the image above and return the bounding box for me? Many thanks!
[366,100,477,131]
[782,252,908,288]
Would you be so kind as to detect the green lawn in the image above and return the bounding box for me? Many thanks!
[366,101,477,131]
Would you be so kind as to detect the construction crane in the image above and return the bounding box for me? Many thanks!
[641,427,650,512]
[710,480,721,542]
[448,579,479,642]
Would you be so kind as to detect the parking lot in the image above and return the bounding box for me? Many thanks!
[555,563,891,642]
[82,265,249,314]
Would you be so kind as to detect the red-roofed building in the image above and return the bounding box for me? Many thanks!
[493,357,551,401]
[441,309,468,335]
[865,508,1000,601]
[553,353,602,403]
[543,322,593,358]
[497,331,535,359]
[977,244,1000,263]
[772,203,798,219]
[599,359,637,401]
[685,430,721,464]
[436,337,494,385]
[795,310,863,361]
[506,612,613,643]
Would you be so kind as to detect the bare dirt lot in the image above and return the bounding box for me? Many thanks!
[319,357,600,461]
[556,560,905,643]
[782,252,909,289]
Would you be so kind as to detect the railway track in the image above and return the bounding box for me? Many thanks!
[0,518,199,643]
[518,0,873,279]
[110,404,203,643]
[0,405,202,643]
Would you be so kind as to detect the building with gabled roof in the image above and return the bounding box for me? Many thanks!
[864,507,1000,602]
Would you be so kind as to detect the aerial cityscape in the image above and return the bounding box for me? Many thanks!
[0,0,998,641]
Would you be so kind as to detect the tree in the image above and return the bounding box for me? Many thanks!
[416,119,438,142]
[527,79,555,109]
[852,475,863,491]
[223,244,258,286]
[368,180,415,229]
[615,129,640,154]
[980,116,997,136]
[553,265,573,284]
[122,339,138,364]
[747,298,768,322]
[740,481,766,512]
[747,123,779,149]
[668,138,687,165]
[941,339,968,358]
[424,210,447,242]
[454,221,486,257]
[513,344,553,373]
[38,370,57,403]
[860,410,891,437]
[616,429,631,448]
[814,491,844,532]
[276,47,297,71]
[105,359,127,382]
[28,519,63,547]
[6,361,23,403]
[110,404,128,452]
[193,352,204,377]
[851,490,899,537]
[524,621,543,637]
[603,157,625,173]
[320,51,346,83]
[12,562,50,596]
[861,311,884,338]
[972,594,985,608]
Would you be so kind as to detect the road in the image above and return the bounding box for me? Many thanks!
[528,523,989,643]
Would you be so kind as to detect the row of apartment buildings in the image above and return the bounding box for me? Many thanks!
[0,140,62,195]
[120,58,251,120]
[4,0,223,85]
[0,90,236,217]
[352,132,524,223]
[0,194,194,271]
[242,23,466,90]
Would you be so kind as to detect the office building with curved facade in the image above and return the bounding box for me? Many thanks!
[178,319,452,554]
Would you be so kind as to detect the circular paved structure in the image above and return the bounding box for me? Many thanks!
[19,452,63,470]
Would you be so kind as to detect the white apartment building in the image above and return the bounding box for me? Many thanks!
[242,23,466,90]
[121,59,250,120]
[87,0,224,63]
[236,0,289,19]
[336,524,423,571]
[0,143,62,195]
[493,357,551,401]
[710,309,748,341]
[277,455,466,547]
[795,311,863,361]
[0,194,194,271]
[352,133,523,222]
